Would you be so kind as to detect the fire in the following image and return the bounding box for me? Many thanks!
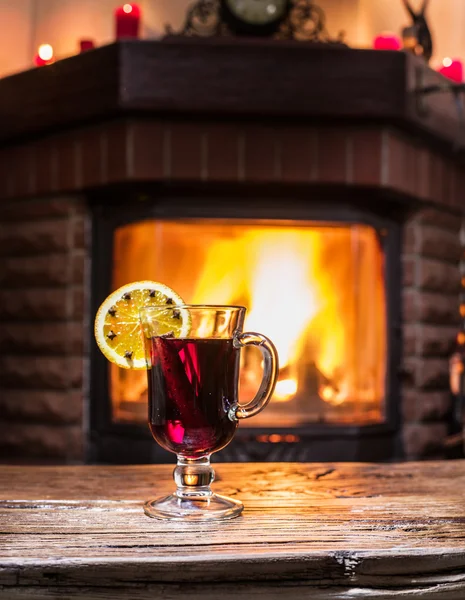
[110,220,386,426]
[193,230,321,365]
[191,224,386,419]
[192,229,323,404]
[244,232,321,368]
[274,379,298,401]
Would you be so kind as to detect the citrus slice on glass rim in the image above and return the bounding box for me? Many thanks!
[94,280,190,370]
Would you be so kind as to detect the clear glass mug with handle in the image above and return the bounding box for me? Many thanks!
[140,304,279,521]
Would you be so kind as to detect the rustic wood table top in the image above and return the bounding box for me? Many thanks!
[1,461,465,599]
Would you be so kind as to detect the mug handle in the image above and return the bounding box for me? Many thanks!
[228,332,279,422]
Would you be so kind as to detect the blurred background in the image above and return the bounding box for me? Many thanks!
[1,0,465,77]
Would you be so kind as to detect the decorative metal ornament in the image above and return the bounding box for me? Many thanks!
[165,0,225,37]
[165,0,344,44]
[278,0,342,43]
[401,0,433,63]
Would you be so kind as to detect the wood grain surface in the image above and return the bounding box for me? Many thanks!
[1,462,465,599]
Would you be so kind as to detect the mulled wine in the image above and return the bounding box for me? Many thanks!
[141,304,278,520]
[148,337,239,458]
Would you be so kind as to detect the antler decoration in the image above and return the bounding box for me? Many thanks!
[402,0,433,62]
[402,0,416,20]
[403,0,430,17]
[421,0,431,14]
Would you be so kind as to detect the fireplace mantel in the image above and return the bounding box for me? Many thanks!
[0,38,463,212]
[0,38,463,465]
[0,38,462,152]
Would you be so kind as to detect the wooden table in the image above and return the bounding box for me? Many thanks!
[1,462,465,599]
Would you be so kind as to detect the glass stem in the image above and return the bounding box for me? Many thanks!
[174,455,214,500]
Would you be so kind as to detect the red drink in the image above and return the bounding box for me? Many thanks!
[141,304,278,521]
[148,337,239,458]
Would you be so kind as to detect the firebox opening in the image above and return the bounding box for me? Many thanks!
[110,219,387,429]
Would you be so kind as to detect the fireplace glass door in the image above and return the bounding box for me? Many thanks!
[110,219,387,428]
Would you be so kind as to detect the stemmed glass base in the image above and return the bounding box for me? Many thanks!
[144,456,243,521]
[144,492,243,521]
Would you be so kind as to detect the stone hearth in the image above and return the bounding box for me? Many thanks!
[0,40,462,462]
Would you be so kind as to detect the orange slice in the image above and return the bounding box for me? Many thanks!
[94,281,190,370]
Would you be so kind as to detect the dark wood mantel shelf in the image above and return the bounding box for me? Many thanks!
[0,38,461,152]
[2,461,465,598]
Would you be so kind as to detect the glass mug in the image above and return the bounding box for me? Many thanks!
[140,305,279,521]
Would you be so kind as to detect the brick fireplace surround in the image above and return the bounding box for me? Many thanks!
[0,40,463,463]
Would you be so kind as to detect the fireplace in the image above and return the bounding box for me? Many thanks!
[0,40,462,464]
[111,219,387,427]
[89,190,401,463]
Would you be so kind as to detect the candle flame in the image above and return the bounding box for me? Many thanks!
[38,44,53,61]
[443,57,453,68]
[123,4,133,13]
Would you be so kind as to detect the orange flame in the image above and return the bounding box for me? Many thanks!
[110,220,386,426]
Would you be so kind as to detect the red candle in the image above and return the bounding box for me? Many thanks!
[115,4,141,39]
[79,39,95,53]
[439,57,463,83]
[373,33,402,51]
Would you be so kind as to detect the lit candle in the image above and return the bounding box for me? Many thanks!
[79,39,95,53]
[373,33,402,51]
[34,44,54,67]
[115,4,141,39]
[439,57,463,83]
